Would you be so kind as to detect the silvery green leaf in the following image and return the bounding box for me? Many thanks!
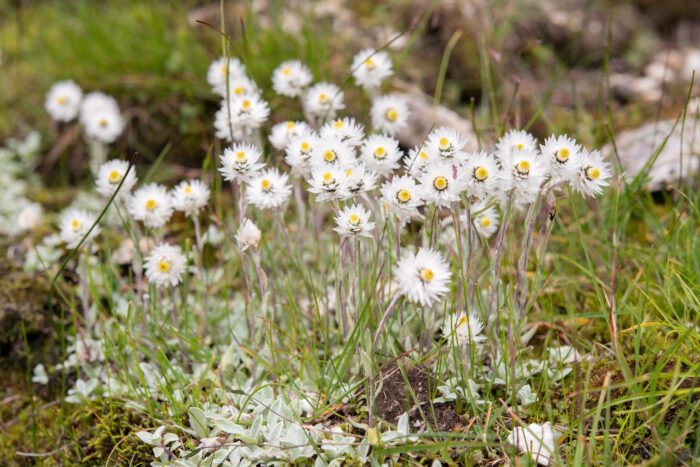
[215,418,241,435]
[267,399,282,426]
[267,421,282,444]
[397,413,410,435]
[189,407,209,439]
[153,446,164,458]
[357,438,370,461]
[163,433,179,445]
[250,416,263,441]
[31,364,48,385]
[282,424,307,447]
[314,456,327,467]
[135,431,155,445]
[359,350,373,379]
[516,384,537,407]
[431,460,442,467]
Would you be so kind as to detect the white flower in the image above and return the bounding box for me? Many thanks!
[171,179,210,217]
[471,200,500,238]
[351,48,393,89]
[307,167,351,202]
[426,126,468,161]
[448,312,486,346]
[219,143,266,182]
[419,162,463,207]
[303,82,344,119]
[246,168,292,210]
[207,57,247,95]
[403,145,437,175]
[269,120,313,150]
[144,243,187,288]
[371,94,410,136]
[235,218,261,251]
[309,138,356,170]
[216,75,259,99]
[17,203,43,232]
[333,204,375,238]
[128,183,173,229]
[59,208,100,249]
[380,175,424,221]
[80,92,119,123]
[504,148,548,202]
[95,159,137,198]
[284,134,319,176]
[79,92,124,143]
[395,248,451,306]
[319,117,365,148]
[462,152,500,199]
[571,149,611,197]
[495,129,538,161]
[506,422,556,466]
[344,162,378,195]
[45,80,82,122]
[360,134,403,177]
[271,60,313,97]
[540,135,581,181]
[214,94,270,142]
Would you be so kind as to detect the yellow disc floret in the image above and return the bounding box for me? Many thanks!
[420,268,434,282]
[99,118,108,128]
[234,86,244,95]
[146,199,157,210]
[349,213,360,225]
[57,96,67,104]
[364,57,375,69]
[318,93,328,103]
[386,109,398,121]
[322,172,334,184]
[300,141,311,153]
[71,219,81,231]
[333,120,344,129]
[184,185,192,194]
[286,121,295,129]
[439,137,450,151]
[157,260,171,272]
[586,167,601,180]
[236,151,246,160]
[397,189,411,203]
[556,147,570,162]
[260,179,272,191]
[282,67,291,75]
[109,170,121,183]
[480,217,491,227]
[475,167,488,180]
[374,147,386,159]
[241,99,251,111]
[324,150,336,162]
[516,160,530,174]
[433,176,448,191]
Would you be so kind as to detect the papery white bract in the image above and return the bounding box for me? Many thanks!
[462,152,500,199]
[351,48,393,89]
[380,175,424,222]
[59,208,100,249]
[307,167,351,202]
[426,126,468,161]
[395,248,451,307]
[506,422,556,466]
[95,159,137,199]
[371,94,410,136]
[333,204,375,238]
[219,143,266,182]
[419,162,463,207]
[144,243,187,288]
[272,60,313,97]
[285,134,319,176]
[45,80,82,122]
[236,218,261,251]
[319,117,365,148]
[17,203,43,232]
[471,200,500,238]
[309,138,356,170]
[360,133,403,177]
[207,57,247,96]
[303,82,344,119]
[269,121,312,151]
[171,179,210,217]
[540,135,581,181]
[504,148,548,202]
[448,312,486,346]
[495,129,538,160]
[344,162,378,195]
[403,145,437,176]
[128,183,173,229]
[571,149,611,197]
[246,168,292,210]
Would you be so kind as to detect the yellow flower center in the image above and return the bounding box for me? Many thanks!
[108,170,121,183]
[439,137,450,150]
[71,219,81,230]
[57,96,67,104]
[587,167,601,180]
[480,217,491,227]
[234,86,244,95]
[260,179,272,191]
[146,199,157,210]
[386,108,398,121]
[286,121,295,129]
[475,167,488,180]
[99,118,108,127]
[220,65,228,75]
[241,99,251,110]
[364,57,375,69]
[323,150,336,162]
[345,169,353,177]
[300,141,311,153]
[318,93,328,103]
[420,268,434,282]
[556,147,570,161]
[516,160,530,174]
[236,151,246,160]
[374,147,386,159]
[348,213,360,225]
[322,172,334,184]
[433,176,448,191]
[333,120,344,129]
[397,189,411,203]
[158,260,171,272]
[184,185,192,194]
[419,151,429,160]
[515,143,524,151]
[457,315,469,327]
[282,67,291,75]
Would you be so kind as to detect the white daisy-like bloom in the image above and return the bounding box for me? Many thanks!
[448,312,486,346]
[229,94,270,135]
[59,208,101,249]
[144,243,187,288]
[307,167,351,202]
[207,57,247,95]
[351,48,393,89]
[235,218,261,251]
[471,200,500,238]
[395,248,451,307]
[540,135,581,181]
[45,80,83,122]
[79,92,120,126]
[504,148,548,202]
[128,183,173,229]
[171,179,210,217]
[506,422,556,466]
[17,203,44,232]
[333,204,375,238]
[84,106,124,144]
[218,143,266,182]
[284,134,319,176]
[495,129,538,161]
[462,152,500,199]
[309,138,356,170]
[571,149,611,197]
[426,126,468,161]
[419,162,464,207]
[360,134,403,177]
[213,105,238,141]
[246,168,292,210]
[344,162,378,195]
[269,120,313,151]
[271,60,313,97]
[380,175,424,222]
[319,117,365,148]
[371,94,410,136]
[216,75,259,99]
[303,82,345,119]
[403,145,437,176]
[95,159,137,199]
